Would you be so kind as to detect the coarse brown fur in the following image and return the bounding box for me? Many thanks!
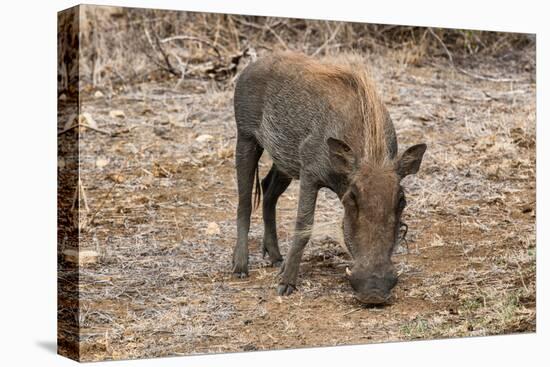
[270,52,391,165]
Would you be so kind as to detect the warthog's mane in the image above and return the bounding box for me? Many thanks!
[276,52,391,167]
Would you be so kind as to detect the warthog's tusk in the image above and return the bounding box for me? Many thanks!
[345,267,352,277]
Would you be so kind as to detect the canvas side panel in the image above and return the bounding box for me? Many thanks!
[57,5,81,362]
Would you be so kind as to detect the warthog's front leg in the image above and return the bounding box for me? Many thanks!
[278,176,319,296]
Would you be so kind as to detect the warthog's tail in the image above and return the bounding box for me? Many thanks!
[253,163,262,211]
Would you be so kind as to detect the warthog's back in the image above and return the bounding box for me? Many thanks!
[234,52,397,180]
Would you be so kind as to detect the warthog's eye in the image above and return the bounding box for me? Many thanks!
[349,191,358,205]
[343,190,359,215]
[398,190,406,211]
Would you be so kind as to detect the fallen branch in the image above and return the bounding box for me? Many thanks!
[146,29,245,81]
[343,307,362,316]
[160,35,224,59]
[428,27,454,65]
[58,124,111,136]
[144,27,181,77]
[428,27,521,83]
[312,22,342,57]
[87,181,118,227]
[456,67,520,83]
[265,22,288,50]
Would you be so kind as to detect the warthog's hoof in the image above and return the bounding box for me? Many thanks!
[277,283,296,296]
[271,258,283,268]
[232,271,248,279]
[231,261,249,278]
[262,246,283,268]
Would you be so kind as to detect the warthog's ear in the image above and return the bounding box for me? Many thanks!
[397,143,427,178]
[327,137,355,175]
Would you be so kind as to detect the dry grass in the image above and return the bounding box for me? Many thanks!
[58,5,535,362]
[59,5,535,93]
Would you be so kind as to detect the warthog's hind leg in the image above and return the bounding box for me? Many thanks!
[232,134,263,278]
[261,164,292,266]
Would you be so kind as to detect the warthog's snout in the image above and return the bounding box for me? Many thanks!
[347,265,398,305]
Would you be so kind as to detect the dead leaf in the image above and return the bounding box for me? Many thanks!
[79,112,98,128]
[196,134,214,143]
[109,110,126,119]
[153,163,171,178]
[205,222,221,236]
[96,157,110,168]
[107,173,125,184]
[476,135,495,149]
[217,147,234,160]
[63,112,98,131]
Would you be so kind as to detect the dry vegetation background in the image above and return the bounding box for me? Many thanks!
[57,5,536,362]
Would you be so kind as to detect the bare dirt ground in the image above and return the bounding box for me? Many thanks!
[58,50,535,361]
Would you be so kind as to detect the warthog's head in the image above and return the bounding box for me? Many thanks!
[327,138,427,305]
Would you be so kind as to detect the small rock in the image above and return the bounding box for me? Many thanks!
[242,344,257,351]
[79,112,98,128]
[94,90,104,98]
[58,93,67,101]
[141,108,154,115]
[63,249,99,265]
[205,222,221,236]
[454,143,470,153]
[154,126,171,139]
[126,143,139,155]
[195,134,214,143]
[140,175,154,187]
[95,157,110,168]
[109,110,126,119]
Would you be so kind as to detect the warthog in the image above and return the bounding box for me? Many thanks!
[232,52,426,305]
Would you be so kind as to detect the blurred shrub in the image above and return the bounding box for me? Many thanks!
[67,5,534,90]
